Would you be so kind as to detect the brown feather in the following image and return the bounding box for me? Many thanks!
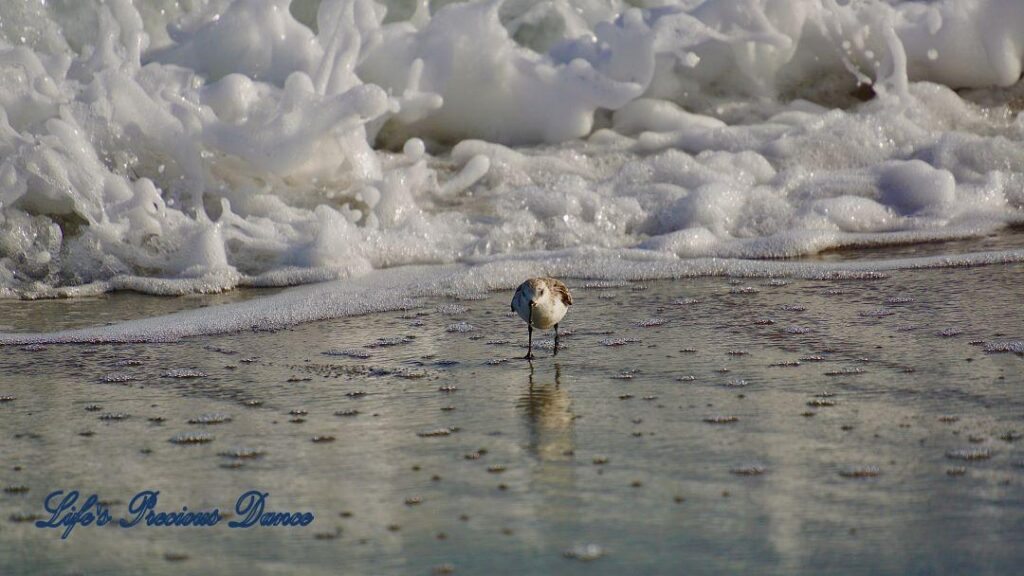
[542,277,572,306]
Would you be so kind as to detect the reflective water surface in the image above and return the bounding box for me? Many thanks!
[1,263,1022,575]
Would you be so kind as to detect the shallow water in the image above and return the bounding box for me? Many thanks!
[1,263,1022,575]
[0,287,282,334]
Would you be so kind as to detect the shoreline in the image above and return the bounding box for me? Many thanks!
[3,244,1024,343]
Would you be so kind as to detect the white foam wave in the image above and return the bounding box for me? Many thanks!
[2,247,1022,344]
[1,0,1024,299]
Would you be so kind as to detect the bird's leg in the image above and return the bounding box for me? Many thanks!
[524,306,534,360]
[525,324,534,360]
[553,323,560,356]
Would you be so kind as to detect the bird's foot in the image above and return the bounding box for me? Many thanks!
[523,352,535,360]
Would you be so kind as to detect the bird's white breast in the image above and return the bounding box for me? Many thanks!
[515,293,567,329]
[532,298,567,329]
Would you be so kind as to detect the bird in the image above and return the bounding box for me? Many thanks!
[511,277,573,359]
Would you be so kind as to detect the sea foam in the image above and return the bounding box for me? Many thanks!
[1,0,1023,302]
[2,247,1022,344]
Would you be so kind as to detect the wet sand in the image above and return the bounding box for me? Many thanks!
[1,263,1023,575]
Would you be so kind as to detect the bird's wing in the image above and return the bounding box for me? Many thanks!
[511,282,526,311]
[547,278,573,306]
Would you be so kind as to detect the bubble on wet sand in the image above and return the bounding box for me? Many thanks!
[998,431,1022,443]
[599,338,641,347]
[524,338,560,351]
[366,336,416,349]
[839,466,881,478]
[188,413,233,425]
[635,318,668,327]
[98,412,130,421]
[219,448,265,460]
[101,373,135,383]
[673,298,701,305]
[323,349,372,359]
[564,544,605,561]
[436,304,470,315]
[582,281,628,290]
[886,296,915,305]
[418,427,458,437]
[161,369,208,379]
[446,321,476,333]
[984,341,1024,355]
[825,368,864,376]
[170,432,214,445]
[704,416,739,424]
[730,464,767,476]
[946,448,992,461]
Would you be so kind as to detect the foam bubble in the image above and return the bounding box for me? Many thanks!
[2,0,1024,302]
[3,247,1023,344]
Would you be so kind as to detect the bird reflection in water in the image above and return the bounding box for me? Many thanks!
[518,364,578,526]
[518,363,574,462]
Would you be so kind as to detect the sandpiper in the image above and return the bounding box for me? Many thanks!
[511,277,573,359]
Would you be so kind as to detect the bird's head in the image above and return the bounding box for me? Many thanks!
[525,279,549,306]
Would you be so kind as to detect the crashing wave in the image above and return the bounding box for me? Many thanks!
[1,0,1023,298]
